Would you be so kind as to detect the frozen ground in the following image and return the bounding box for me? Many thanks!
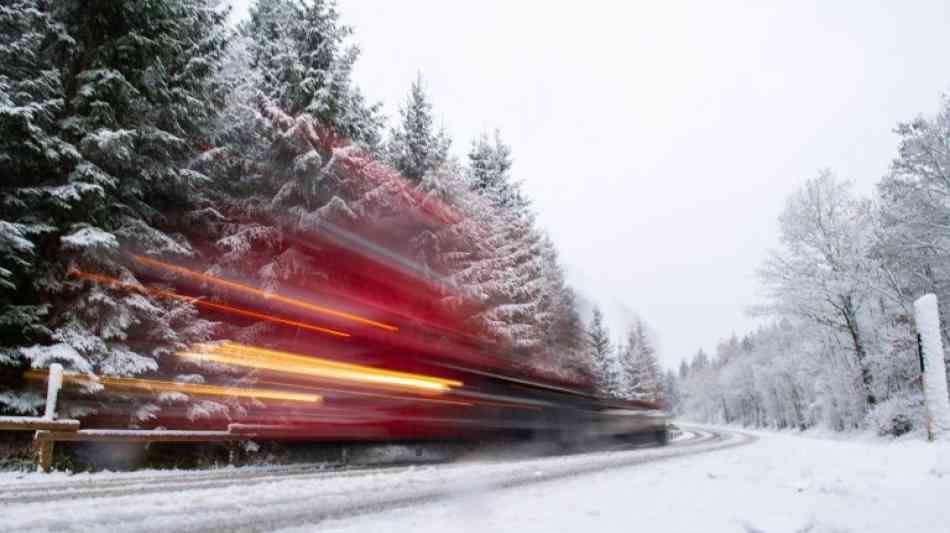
[1,427,946,533]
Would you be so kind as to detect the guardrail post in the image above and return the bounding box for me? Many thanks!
[33,431,53,473]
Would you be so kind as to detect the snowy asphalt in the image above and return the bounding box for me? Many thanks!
[0,428,753,532]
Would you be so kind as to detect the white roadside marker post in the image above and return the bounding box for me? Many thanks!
[43,363,63,420]
[35,363,63,472]
[913,294,950,441]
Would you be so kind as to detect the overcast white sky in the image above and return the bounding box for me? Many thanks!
[231,0,950,369]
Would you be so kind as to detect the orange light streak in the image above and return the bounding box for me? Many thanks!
[133,255,400,332]
[178,342,462,393]
[24,370,321,403]
[71,271,351,338]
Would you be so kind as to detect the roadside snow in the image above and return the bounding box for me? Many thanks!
[307,428,950,533]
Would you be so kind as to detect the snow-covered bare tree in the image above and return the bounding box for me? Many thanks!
[680,156,941,433]
[878,96,950,347]
[757,171,879,408]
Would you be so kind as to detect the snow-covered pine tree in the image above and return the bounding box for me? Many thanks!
[663,369,680,413]
[628,318,662,401]
[0,0,74,409]
[587,307,619,396]
[537,235,589,381]
[617,326,640,398]
[244,0,382,149]
[406,127,540,359]
[413,171,507,337]
[386,74,450,183]
[468,130,522,207]
[617,318,662,401]
[207,0,383,217]
[194,0,386,308]
[454,130,550,357]
[690,348,710,372]
[0,0,228,419]
[478,202,545,353]
[193,0,385,245]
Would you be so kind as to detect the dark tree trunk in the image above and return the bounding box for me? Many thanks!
[841,296,876,407]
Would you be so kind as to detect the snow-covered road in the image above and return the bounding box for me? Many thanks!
[0,428,747,532]
[4,427,945,533]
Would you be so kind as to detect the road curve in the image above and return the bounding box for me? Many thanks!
[1,427,755,533]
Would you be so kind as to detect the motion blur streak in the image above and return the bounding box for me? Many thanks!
[254,379,474,407]
[178,342,463,393]
[24,370,322,403]
[71,271,351,338]
[455,397,543,411]
[133,255,400,332]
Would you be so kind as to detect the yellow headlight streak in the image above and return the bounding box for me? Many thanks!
[253,379,474,407]
[178,342,463,393]
[24,370,322,403]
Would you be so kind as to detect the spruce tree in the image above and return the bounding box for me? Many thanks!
[678,358,689,380]
[620,318,662,400]
[0,0,228,418]
[409,128,544,361]
[691,348,710,372]
[467,130,520,207]
[200,0,386,289]
[243,0,382,148]
[537,236,588,381]
[663,369,679,411]
[587,306,618,396]
[0,0,74,408]
[386,74,450,182]
[631,319,662,401]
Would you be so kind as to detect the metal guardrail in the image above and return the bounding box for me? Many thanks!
[0,364,71,471]
[0,417,80,432]
[0,364,266,472]
[34,427,259,444]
